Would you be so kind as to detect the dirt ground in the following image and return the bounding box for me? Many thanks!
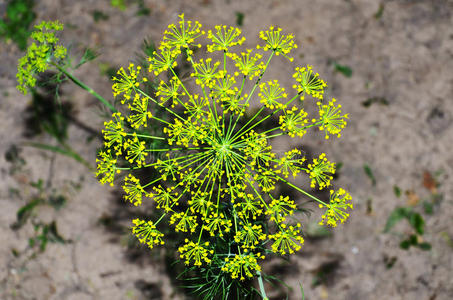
[1,0,453,299]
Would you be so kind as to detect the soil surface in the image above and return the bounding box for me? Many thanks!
[1,0,453,299]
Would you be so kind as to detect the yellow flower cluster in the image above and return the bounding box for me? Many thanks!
[292,65,327,100]
[132,219,164,249]
[276,149,306,178]
[319,189,353,227]
[207,25,245,52]
[222,253,264,281]
[318,98,349,139]
[257,26,298,60]
[102,112,126,155]
[179,240,213,266]
[16,21,66,94]
[228,49,265,80]
[96,150,118,186]
[279,106,309,138]
[123,174,146,206]
[306,153,336,190]
[258,80,287,109]
[112,64,147,102]
[268,223,304,255]
[96,15,352,282]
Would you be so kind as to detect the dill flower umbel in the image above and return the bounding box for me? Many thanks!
[132,219,164,249]
[306,153,336,190]
[319,188,353,227]
[16,20,66,94]
[95,14,351,286]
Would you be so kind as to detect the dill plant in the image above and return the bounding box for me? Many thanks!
[17,17,352,299]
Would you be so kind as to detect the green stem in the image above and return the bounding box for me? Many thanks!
[257,271,268,300]
[53,63,117,112]
[277,175,328,206]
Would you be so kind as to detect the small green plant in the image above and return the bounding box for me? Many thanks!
[9,174,69,255]
[384,207,431,250]
[0,0,36,50]
[17,17,352,299]
[384,173,442,252]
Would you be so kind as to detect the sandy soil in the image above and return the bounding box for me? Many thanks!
[1,0,453,299]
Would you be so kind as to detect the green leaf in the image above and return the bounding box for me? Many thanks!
[374,3,385,19]
[136,0,150,16]
[363,164,376,186]
[417,242,431,251]
[25,142,93,170]
[409,213,425,235]
[141,37,156,57]
[30,178,44,191]
[362,97,389,108]
[0,0,36,50]
[423,201,434,215]
[75,47,100,69]
[299,282,305,300]
[235,12,245,27]
[384,256,397,269]
[11,198,43,230]
[48,194,67,210]
[408,234,418,245]
[399,239,411,250]
[47,221,67,244]
[384,207,411,233]
[334,62,352,77]
[393,185,401,197]
[92,10,109,22]
[111,0,126,10]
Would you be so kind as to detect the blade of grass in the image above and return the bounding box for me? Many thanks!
[24,142,93,170]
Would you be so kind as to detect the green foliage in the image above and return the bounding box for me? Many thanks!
[399,235,431,251]
[235,12,244,27]
[0,0,36,50]
[9,175,70,254]
[11,198,42,230]
[135,0,150,16]
[92,10,109,22]
[111,0,127,11]
[333,62,352,78]
[26,142,92,169]
[393,185,401,197]
[384,206,431,251]
[363,164,376,186]
[383,255,397,269]
[374,3,385,19]
[29,221,67,252]
[110,0,150,15]
[75,47,100,69]
[362,96,389,108]
[384,207,411,233]
[10,176,69,229]
[5,144,26,174]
